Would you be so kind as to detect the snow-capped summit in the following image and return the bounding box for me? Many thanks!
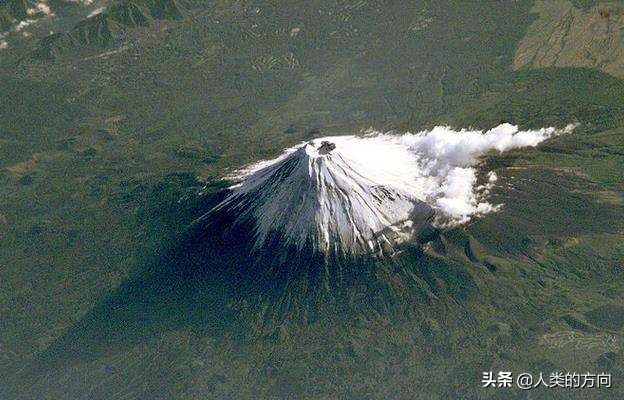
[197,124,572,258]
[204,136,435,256]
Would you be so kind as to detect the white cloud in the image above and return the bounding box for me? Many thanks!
[394,123,575,225]
[0,41,8,51]
[231,123,575,230]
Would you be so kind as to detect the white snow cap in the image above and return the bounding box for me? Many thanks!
[214,123,574,255]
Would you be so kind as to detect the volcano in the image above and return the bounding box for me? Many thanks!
[197,137,435,257]
[193,125,572,260]
[21,124,605,384]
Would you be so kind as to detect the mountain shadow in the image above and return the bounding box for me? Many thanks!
[16,184,479,382]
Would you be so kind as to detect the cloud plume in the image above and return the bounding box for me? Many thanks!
[394,123,575,225]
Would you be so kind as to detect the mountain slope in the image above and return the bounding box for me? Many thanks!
[201,137,434,256]
[33,0,181,58]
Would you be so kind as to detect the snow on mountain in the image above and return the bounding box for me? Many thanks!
[208,136,435,256]
[201,123,574,256]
